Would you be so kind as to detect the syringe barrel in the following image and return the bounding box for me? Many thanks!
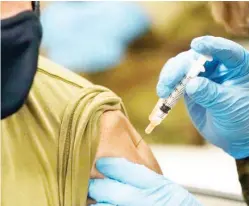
[146,54,212,134]
[162,75,191,108]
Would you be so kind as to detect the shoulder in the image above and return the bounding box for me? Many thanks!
[36,56,93,88]
[99,110,141,149]
[100,111,129,131]
[20,56,96,125]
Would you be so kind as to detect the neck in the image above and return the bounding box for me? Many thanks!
[1,2,32,20]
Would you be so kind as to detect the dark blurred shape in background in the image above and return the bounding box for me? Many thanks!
[210,1,249,36]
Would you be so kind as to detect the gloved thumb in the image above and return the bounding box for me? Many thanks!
[185,77,228,112]
[191,36,245,68]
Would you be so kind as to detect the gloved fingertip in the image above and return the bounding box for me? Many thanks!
[191,42,207,53]
[96,157,126,167]
[191,35,213,45]
[95,157,111,166]
[95,158,112,173]
[96,157,131,174]
[88,179,110,199]
[88,179,95,190]
[157,89,167,98]
[156,83,171,98]
[191,36,214,54]
[88,180,95,196]
[191,36,204,45]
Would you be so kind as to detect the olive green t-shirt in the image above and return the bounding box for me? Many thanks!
[1,56,125,206]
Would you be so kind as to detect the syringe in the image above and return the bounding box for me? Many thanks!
[145,54,213,134]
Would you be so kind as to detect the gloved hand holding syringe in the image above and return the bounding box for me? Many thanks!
[145,53,213,134]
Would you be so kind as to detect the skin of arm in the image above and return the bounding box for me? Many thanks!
[91,110,162,178]
[88,111,162,204]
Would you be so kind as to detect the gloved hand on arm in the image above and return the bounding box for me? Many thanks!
[157,36,249,159]
[88,158,201,206]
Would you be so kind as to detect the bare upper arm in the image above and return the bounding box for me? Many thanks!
[90,110,162,178]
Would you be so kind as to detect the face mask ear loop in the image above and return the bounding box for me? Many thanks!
[31,1,40,17]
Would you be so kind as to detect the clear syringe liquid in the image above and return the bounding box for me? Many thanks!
[145,54,213,134]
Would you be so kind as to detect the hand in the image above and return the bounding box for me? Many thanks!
[157,36,249,159]
[88,158,201,206]
[41,2,149,72]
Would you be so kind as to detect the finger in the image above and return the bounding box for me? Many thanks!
[157,50,200,98]
[95,157,165,189]
[191,36,246,68]
[88,178,140,205]
[185,77,231,113]
[184,93,206,129]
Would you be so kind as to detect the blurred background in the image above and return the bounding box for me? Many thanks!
[39,2,248,205]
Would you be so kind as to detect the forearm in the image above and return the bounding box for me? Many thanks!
[236,157,249,205]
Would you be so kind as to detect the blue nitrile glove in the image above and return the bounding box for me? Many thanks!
[41,2,150,73]
[157,36,249,159]
[88,158,201,206]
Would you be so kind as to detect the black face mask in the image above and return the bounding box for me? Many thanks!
[1,11,42,119]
